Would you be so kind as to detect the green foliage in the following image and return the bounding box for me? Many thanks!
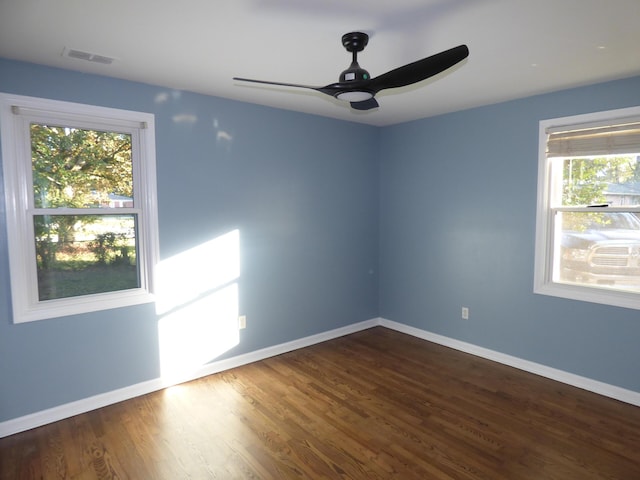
[562,156,639,206]
[30,124,132,209]
[31,124,134,269]
[28,124,140,301]
[35,230,137,301]
[562,156,640,231]
[91,232,134,265]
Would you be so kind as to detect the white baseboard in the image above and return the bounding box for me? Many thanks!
[2,316,638,438]
[0,318,379,438]
[379,318,640,408]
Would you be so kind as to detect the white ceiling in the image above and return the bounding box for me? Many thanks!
[1,0,639,126]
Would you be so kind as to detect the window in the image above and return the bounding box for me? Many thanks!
[534,106,640,309]
[0,93,159,323]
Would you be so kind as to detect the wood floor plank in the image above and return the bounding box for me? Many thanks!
[1,327,639,479]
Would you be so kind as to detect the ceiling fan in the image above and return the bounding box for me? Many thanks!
[233,32,469,111]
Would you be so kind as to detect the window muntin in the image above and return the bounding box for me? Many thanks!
[0,93,159,323]
[535,106,640,309]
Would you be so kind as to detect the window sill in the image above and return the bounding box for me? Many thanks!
[534,281,640,311]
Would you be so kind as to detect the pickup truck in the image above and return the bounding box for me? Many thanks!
[560,212,640,286]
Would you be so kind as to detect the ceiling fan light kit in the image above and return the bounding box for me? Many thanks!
[234,32,469,111]
[336,91,373,102]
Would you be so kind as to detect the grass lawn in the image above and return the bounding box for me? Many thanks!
[38,264,139,300]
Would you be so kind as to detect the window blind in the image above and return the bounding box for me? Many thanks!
[546,117,640,157]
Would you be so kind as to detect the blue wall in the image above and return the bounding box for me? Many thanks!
[379,75,640,392]
[0,59,380,421]
[1,57,639,424]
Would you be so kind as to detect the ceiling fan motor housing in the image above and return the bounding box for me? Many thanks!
[338,30,373,100]
[340,31,371,83]
[339,65,370,83]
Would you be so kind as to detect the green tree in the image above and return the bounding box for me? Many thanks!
[31,124,132,209]
[30,124,132,266]
[562,155,639,231]
[562,156,639,205]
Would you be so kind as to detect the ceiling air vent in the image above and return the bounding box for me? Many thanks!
[62,47,115,65]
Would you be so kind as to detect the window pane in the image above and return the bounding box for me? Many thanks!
[34,214,139,300]
[556,211,640,292]
[562,156,640,206]
[30,124,133,208]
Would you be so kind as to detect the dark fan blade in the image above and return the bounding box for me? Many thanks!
[351,98,379,111]
[233,77,351,99]
[234,77,376,103]
[233,77,322,90]
[369,45,469,93]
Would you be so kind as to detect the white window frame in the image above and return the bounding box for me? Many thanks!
[534,105,640,310]
[0,93,159,323]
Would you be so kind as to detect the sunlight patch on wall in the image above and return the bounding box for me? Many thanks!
[213,118,233,150]
[156,229,240,384]
[158,284,238,384]
[217,130,233,142]
[154,92,170,104]
[172,113,198,124]
[154,90,182,104]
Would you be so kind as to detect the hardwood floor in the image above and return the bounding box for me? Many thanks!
[2,327,640,479]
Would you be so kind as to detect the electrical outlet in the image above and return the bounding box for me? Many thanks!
[238,315,247,329]
[461,307,469,320]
